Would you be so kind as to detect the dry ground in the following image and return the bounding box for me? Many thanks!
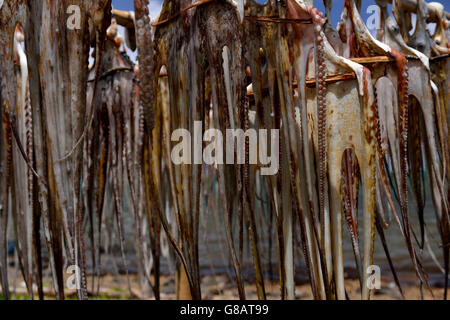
[1,268,445,300]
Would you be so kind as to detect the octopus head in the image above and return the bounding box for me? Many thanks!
[387,18,400,36]
[107,17,118,39]
[429,2,444,18]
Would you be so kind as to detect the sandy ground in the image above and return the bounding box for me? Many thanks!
[2,268,446,300]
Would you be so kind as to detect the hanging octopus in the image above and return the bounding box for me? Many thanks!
[0,0,449,302]
[0,0,27,300]
[0,0,112,300]
[84,17,148,297]
[326,0,436,294]
[9,24,34,299]
[242,0,378,300]
[140,0,259,300]
[376,0,449,298]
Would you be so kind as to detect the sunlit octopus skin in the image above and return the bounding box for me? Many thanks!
[429,2,450,49]
[112,0,447,302]
[244,0,320,300]
[428,3,450,172]
[297,0,377,301]
[393,0,450,56]
[376,0,449,298]
[391,0,450,145]
[330,0,436,295]
[394,0,450,291]
[376,0,442,226]
[323,2,382,293]
[317,0,409,299]
[425,3,450,180]
[242,0,377,300]
[0,0,448,302]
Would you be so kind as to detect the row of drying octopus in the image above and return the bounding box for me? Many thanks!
[0,0,448,300]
